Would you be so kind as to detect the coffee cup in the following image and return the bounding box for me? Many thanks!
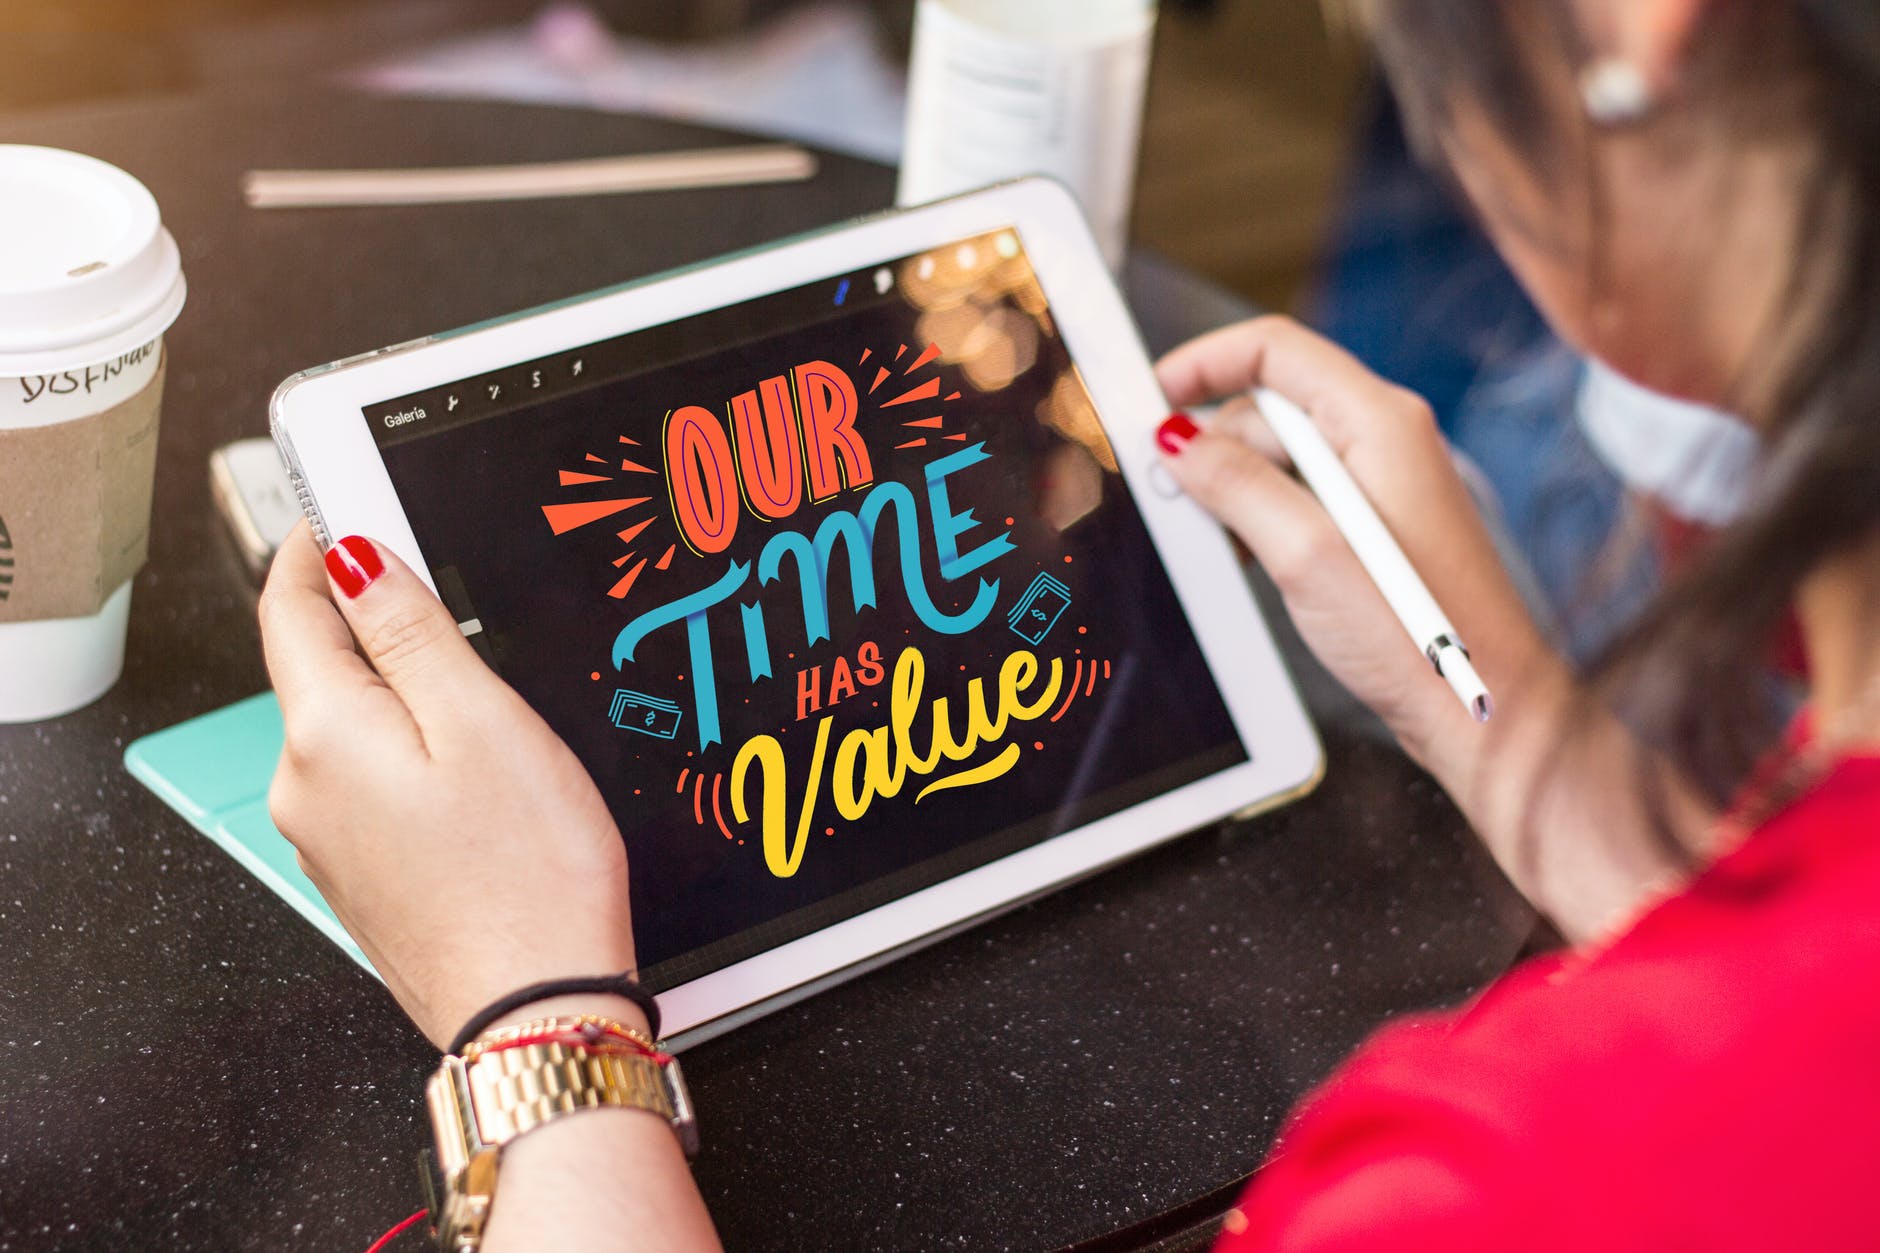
[0,145,186,722]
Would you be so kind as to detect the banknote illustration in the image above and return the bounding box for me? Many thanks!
[1007,572,1071,646]
[609,689,684,740]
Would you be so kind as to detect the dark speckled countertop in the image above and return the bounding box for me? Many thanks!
[0,87,1535,1252]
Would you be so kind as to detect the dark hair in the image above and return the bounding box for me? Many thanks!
[1362,0,1880,828]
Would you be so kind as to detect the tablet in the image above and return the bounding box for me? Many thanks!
[272,178,1321,1045]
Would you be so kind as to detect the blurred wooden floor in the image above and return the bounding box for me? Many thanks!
[1135,1,1368,313]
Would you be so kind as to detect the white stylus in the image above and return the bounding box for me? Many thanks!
[1250,387,1493,723]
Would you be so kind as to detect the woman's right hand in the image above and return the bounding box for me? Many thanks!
[1155,317,1712,943]
[1154,316,1566,777]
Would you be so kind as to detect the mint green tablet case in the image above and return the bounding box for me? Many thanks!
[123,692,374,975]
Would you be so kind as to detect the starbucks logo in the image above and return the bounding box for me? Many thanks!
[0,513,11,601]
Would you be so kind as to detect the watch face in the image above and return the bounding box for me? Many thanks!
[662,1058,701,1158]
[417,1148,445,1240]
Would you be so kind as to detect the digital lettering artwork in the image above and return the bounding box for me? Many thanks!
[374,232,1243,986]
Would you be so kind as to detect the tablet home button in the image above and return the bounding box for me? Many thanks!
[1147,461,1183,499]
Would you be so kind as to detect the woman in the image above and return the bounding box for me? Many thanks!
[259,0,1880,1246]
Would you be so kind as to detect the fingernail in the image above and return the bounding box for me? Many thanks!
[324,535,384,599]
[1156,412,1199,455]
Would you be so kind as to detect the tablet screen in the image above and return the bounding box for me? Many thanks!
[361,230,1244,990]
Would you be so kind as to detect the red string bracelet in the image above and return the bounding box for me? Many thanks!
[474,1022,668,1063]
[361,1207,427,1253]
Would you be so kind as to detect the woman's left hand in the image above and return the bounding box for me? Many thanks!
[257,522,637,1047]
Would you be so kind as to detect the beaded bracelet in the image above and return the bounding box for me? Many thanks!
[447,971,661,1057]
[464,1014,663,1062]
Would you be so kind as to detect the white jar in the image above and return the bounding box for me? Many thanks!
[896,0,1158,268]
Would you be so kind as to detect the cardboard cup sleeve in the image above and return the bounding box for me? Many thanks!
[0,355,164,624]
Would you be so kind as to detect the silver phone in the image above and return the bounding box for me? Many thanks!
[209,437,301,580]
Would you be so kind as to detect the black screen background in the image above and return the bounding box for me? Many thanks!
[370,237,1245,990]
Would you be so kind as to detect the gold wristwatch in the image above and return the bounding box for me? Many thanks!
[421,1033,697,1253]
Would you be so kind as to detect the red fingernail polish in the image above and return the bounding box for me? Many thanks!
[1157,412,1199,455]
[325,535,384,599]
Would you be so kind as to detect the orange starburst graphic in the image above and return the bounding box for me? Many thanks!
[866,339,966,452]
[539,438,677,603]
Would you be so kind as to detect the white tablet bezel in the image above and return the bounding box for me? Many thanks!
[272,177,1323,1046]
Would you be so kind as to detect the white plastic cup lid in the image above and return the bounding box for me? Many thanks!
[0,145,187,376]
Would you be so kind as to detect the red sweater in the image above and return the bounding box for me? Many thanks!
[1220,752,1880,1251]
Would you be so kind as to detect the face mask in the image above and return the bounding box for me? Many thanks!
[1574,359,1762,526]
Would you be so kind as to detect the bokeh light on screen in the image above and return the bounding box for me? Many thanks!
[899,231,1116,507]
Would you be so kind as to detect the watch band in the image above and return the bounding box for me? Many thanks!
[425,1039,697,1252]
[464,1041,680,1139]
